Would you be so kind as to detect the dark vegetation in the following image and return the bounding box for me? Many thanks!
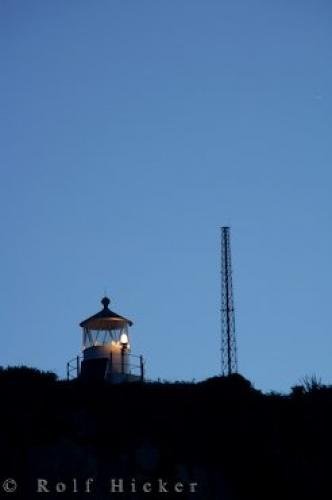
[0,367,331,500]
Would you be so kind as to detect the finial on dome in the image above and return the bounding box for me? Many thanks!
[101,296,110,309]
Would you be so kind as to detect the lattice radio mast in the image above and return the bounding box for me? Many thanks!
[220,227,238,376]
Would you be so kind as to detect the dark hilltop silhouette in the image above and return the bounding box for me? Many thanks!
[0,366,331,500]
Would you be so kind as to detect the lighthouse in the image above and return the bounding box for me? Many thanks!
[67,296,144,383]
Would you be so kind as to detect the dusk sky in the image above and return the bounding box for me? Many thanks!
[1,1,331,392]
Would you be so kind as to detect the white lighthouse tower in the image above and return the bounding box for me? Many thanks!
[67,296,144,383]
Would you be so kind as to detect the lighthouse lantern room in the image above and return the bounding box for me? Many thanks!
[68,296,144,383]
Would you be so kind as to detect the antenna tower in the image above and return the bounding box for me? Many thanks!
[220,227,238,376]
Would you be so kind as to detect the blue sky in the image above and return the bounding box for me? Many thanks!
[1,0,331,392]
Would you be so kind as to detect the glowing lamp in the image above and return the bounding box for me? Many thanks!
[120,332,129,347]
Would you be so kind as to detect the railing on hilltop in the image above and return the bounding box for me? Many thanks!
[66,353,145,382]
[66,355,82,380]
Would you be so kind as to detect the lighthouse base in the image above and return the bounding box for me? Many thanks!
[67,352,145,383]
[79,358,143,384]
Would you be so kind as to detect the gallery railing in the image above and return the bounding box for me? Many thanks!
[66,353,145,382]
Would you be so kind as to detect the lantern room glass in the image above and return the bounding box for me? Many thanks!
[82,325,129,348]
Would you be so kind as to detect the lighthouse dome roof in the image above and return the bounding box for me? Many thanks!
[79,296,133,330]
